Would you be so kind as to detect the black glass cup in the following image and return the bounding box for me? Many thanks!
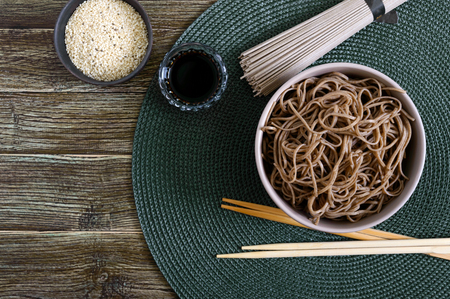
[158,42,228,111]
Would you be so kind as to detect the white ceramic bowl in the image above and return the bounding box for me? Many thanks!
[255,63,426,233]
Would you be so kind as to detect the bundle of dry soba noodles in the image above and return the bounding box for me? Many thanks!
[262,72,414,224]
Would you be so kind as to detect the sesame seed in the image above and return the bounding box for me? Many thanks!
[64,0,148,82]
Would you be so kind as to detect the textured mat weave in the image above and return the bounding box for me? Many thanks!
[132,0,450,298]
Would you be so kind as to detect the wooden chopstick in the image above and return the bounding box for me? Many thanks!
[242,238,450,251]
[217,246,450,259]
[221,198,450,261]
[220,204,383,241]
[222,198,417,240]
[223,198,287,216]
[222,198,387,240]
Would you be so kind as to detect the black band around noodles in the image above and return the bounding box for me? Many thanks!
[364,0,386,20]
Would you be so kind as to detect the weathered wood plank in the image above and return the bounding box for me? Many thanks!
[0,0,216,29]
[0,232,176,298]
[0,155,141,231]
[0,92,143,154]
[0,29,153,92]
[0,1,219,296]
[0,0,216,92]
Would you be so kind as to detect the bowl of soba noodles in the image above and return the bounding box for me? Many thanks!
[255,63,426,233]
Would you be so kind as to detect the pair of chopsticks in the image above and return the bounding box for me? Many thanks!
[219,198,450,260]
[217,238,450,259]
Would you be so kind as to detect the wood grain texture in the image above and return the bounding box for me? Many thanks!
[0,92,141,154]
[0,232,176,298]
[0,155,140,231]
[0,0,218,296]
[0,0,216,29]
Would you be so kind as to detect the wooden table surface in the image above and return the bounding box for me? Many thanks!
[0,0,215,297]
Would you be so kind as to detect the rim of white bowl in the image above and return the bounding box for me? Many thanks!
[255,63,426,233]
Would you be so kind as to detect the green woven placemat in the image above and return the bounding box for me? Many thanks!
[132,1,450,298]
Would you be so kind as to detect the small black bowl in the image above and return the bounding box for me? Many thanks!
[54,0,153,85]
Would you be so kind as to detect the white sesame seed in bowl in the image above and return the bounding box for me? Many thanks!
[54,0,153,85]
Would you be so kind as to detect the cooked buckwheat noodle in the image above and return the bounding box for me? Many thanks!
[262,72,414,224]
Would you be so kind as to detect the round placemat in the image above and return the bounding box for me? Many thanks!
[132,1,450,298]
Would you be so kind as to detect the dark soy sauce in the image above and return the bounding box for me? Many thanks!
[168,51,219,104]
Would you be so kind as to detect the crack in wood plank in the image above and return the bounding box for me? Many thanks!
[0,155,140,231]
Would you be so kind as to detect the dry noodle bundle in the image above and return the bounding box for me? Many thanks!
[240,0,408,96]
[262,72,414,224]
